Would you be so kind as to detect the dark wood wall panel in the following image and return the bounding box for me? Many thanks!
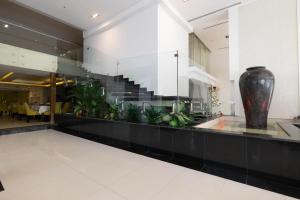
[0,0,83,48]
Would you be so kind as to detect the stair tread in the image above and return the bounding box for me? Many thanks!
[73,67,191,102]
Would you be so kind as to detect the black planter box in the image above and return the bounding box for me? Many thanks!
[130,123,160,148]
[54,114,300,198]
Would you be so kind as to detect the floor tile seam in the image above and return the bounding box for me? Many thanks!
[143,169,187,200]
[102,162,149,186]
[86,187,129,200]
[54,154,134,200]
[0,145,53,162]
[31,133,151,173]
[94,184,131,200]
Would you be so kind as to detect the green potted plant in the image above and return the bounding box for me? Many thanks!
[104,103,120,120]
[209,86,221,116]
[71,79,108,118]
[143,106,162,125]
[125,104,142,123]
[162,102,193,128]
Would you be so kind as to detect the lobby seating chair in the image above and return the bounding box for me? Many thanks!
[43,102,63,116]
[17,103,26,120]
[0,103,8,116]
[24,102,40,122]
[11,103,18,118]
[61,102,71,114]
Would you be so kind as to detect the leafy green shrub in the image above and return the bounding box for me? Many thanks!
[104,103,119,120]
[71,80,108,118]
[161,102,193,128]
[144,106,162,124]
[126,104,142,123]
[162,112,192,128]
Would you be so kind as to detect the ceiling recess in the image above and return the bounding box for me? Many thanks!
[188,2,241,22]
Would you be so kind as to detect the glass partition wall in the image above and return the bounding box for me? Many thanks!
[0,18,81,129]
[0,16,295,137]
[0,16,217,131]
[56,48,196,129]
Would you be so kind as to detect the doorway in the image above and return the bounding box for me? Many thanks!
[0,65,51,129]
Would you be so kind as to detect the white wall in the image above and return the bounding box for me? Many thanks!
[208,49,231,115]
[84,5,159,92]
[230,0,299,119]
[83,0,193,96]
[157,4,190,97]
[229,6,241,116]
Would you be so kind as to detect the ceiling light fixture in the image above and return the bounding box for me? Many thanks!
[56,80,74,86]
[188,2,242,22]
[4,24,9,28]
[0,72,14,81]
[91,13,99,19]
[0,81,48,88]
[182,0,190,2]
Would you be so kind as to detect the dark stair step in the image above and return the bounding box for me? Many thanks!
[117,96,153,101]
[80,73,157,101]
[110,92,152,97]
[105,83,142,89]
[107,88,148,94]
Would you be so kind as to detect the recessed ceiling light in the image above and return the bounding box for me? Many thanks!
[182,0,190,2]
[4,24,9,28]
[91,13,99,19]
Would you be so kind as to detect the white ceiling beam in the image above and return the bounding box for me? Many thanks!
[84,0,158,39]
[159,0,193,33]
[83,0,193,39]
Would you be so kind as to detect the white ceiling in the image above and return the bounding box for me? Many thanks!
[12,0,241,51]
[197,21,229,52]
[170,0,240,22]
[192,11,229,51]
[13,0,141,30]
[170,0,241,51]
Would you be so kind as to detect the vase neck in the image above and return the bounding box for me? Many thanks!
[247,66,266,71]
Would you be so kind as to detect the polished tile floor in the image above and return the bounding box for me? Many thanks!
[0,130,295,200]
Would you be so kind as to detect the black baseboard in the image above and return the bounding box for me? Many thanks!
[0,124,50,136]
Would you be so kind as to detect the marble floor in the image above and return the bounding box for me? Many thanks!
[0,116,49,130]
[0,130,295,200]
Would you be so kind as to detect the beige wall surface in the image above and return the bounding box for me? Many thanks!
[231,0,299,119]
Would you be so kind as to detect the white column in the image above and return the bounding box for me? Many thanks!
[228,6,241,116]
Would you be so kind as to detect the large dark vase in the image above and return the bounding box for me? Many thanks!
[239,66,274,129]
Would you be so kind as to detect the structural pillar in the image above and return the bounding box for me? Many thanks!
[50,73,56,125]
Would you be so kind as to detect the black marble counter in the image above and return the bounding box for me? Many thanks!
[278,121,300,141]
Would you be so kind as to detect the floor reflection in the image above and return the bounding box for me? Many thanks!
[0,116,49,130]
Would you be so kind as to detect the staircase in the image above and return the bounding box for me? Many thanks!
[100,75,155,102]
[99,75,212,122]
[57,61,214,120]
[58,61,191,102]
